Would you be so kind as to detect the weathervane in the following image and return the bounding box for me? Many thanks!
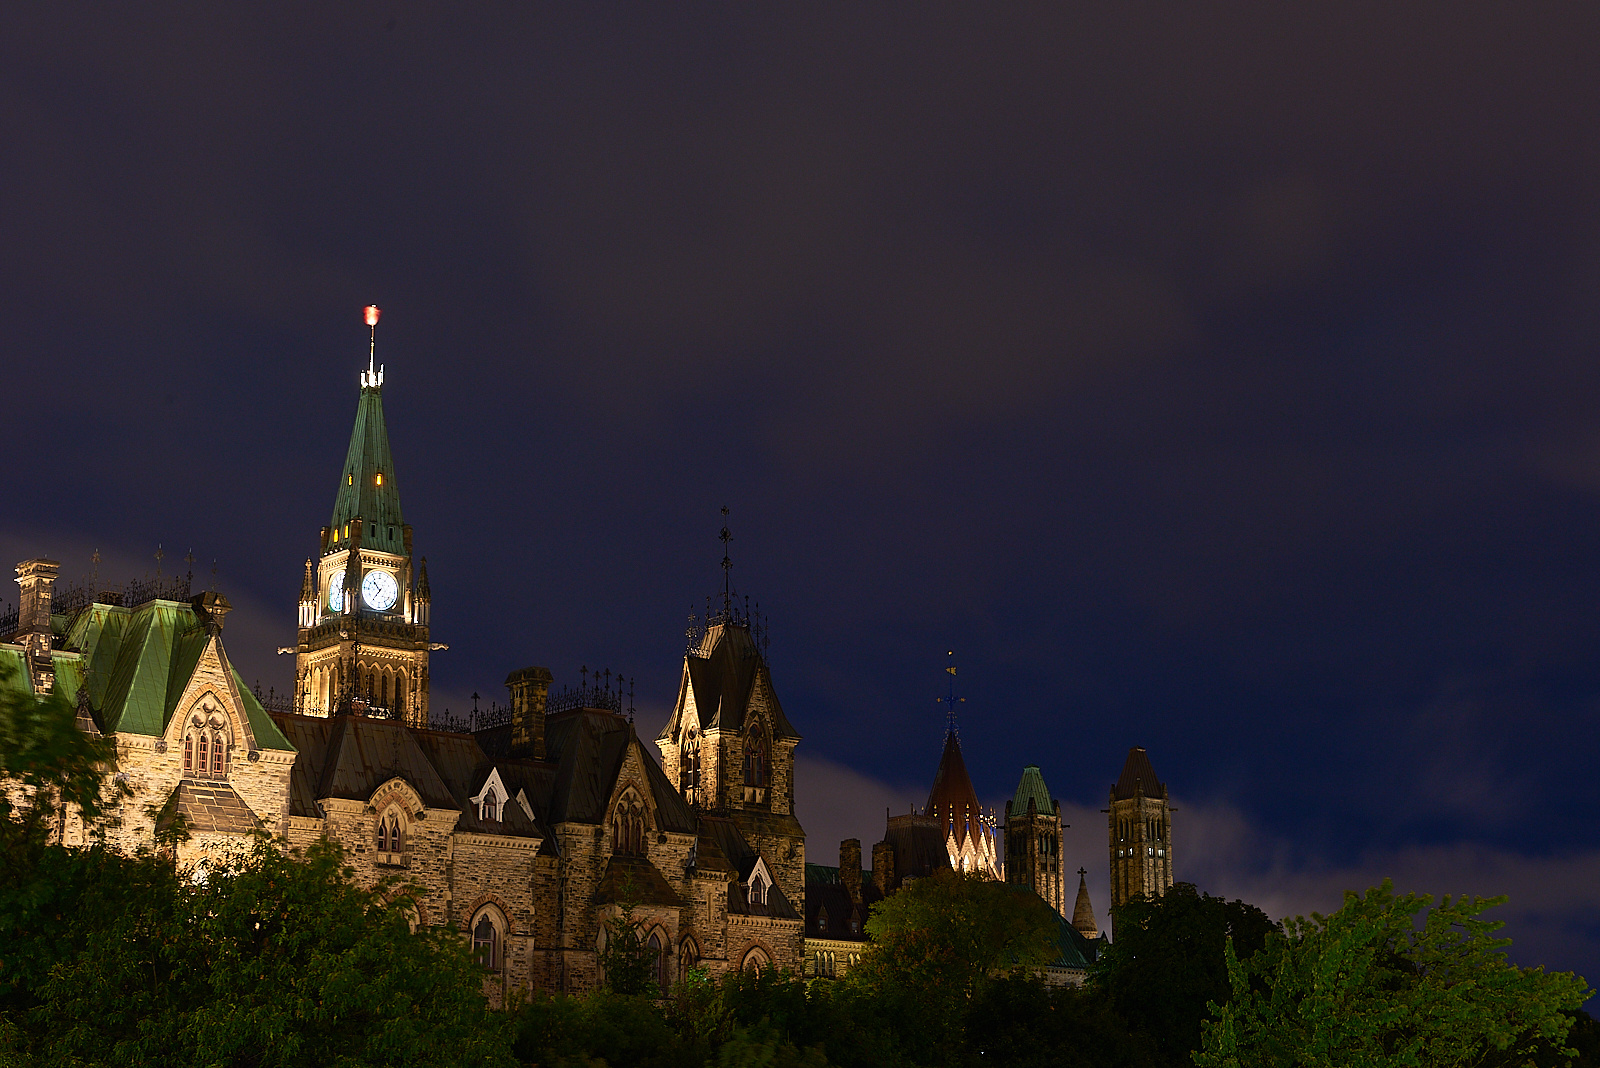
[361,305,384,388]
[936,650,966,735]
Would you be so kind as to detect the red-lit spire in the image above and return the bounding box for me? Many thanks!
[360,305,384,388]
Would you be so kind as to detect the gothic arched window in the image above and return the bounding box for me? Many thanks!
[472,910,502,970]
[647,930,669,992]
[183,708,231,781]
[679,937,700,983]
[681,727,701,794]
[377,810,404,853]
[611,791,646,856]
[481,790,500,822]
[743,721,768,789]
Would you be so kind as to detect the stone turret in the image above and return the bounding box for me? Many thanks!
[1071,868,1098,939]
[1108,746,1174,933]
[14,559,61,693]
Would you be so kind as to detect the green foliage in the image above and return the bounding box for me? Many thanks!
[515,990,691,1068]
[597,881,662,997]
[965,972,1160,1068]
[842,870,1062,1067]
[1092,882,1277,1066]
[0,835,514,1068]
[1195,879,1591,1068]
[856,870,1060,996]
[0,660,119,836]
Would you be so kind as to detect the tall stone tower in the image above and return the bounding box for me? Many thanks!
[1107,746,1173,924]
[294,308,434,727]
[657,602,805,908]
[1004,765,1064,914]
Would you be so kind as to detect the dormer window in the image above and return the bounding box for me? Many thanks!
[750,871,768,907]
[481,791,500,822]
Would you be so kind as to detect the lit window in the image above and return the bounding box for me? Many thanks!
[347,474,353,485]
[375,472,383,486]
[377,811,403,852]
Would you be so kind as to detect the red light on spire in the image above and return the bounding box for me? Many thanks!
[364,305,381,326]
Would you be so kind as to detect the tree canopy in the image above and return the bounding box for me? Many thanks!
[1195,879,1591,1068]
[1092,882,1278,1066]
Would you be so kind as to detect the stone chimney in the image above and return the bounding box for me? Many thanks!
[840,838,862,903]
[505,666,554,759]
[14,559,61,693]
[191,591,232,635]
[871,840,895,896]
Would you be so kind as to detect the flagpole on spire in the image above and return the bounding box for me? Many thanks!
[361,305,384,388]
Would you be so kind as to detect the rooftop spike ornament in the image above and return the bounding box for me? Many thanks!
[719,505,733,615]
[361,305,385,389]
[936,650,966,736]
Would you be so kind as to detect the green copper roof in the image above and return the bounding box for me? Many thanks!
[59,600,291,751]
[1012,765,1054,815]
[329,381,405,556]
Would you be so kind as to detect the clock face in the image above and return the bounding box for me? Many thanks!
[328,581,344,613]
[361,569,399,611]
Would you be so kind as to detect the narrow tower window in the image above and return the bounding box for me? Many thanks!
[375,472,383,486]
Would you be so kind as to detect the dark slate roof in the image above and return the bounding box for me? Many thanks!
[541,709,695,832]
[803,865,880,941]
[1010,765,1054,816]
[878,813,951,882]
[594,855,684,907]
[328,377,406,557]
[666,623,799,742]
[926,732,985,852]
[1111,746,1166,801]
[157,781,263,835]
[695,814,800,919]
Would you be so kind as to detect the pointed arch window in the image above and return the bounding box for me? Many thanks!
[182,708,230,781]
[376,810,405,853]
[679,937,700,983]
[472,909,503,971]
[681,726,701,795]
[481,789,500,822]
[611,791,646,856]
[743,721,768,789]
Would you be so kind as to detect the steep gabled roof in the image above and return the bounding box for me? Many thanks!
[1112,746,1166,801]
[329,378,405,556]
[662,622,799,743]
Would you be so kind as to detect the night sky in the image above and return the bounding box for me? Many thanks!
[6,6,1600,984]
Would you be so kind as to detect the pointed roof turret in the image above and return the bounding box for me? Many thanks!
[329,308,405,557]
[926,730,983,851]
[1072,868,1098,939]
[1112,746,1166,801]
[1011,765,1054,816]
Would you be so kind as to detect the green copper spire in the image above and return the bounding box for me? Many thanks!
[329,321,405,557]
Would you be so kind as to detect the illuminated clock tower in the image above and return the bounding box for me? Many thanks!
[294,307,436,727]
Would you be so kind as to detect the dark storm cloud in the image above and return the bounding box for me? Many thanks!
[5,4,1600,977]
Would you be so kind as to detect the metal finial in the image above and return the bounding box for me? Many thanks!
[719,506,733,614]
[1078,867,1088,878]
[185,549,195,584]
[581,665,589,688]
[471,691,480,713]
[155,543,164,576]
[936,650,966,736]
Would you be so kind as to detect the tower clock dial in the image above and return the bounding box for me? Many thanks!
[328,582,344,613]
[361,569,399,611]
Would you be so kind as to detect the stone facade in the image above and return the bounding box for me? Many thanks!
[1107,746,1174,931]
[1004,765,1065,916]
